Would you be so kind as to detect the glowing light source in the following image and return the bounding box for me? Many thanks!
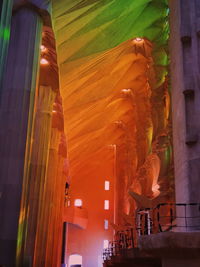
[104,220,109,230]
[74,199,82,207]
[0,27,10,40]
[103,240,109,249]
[40,58,49,65]
[134,37,144,42]
[40,45,47,52]
[104,200,109,210]
[68,254,82,265]
[121,88,131,93]
[104,181,110,191]
[121,88,133,98]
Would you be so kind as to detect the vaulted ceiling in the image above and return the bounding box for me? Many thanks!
[51,0,170,198]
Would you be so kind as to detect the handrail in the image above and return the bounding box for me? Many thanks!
[102,227,135,261]
[102,202,200,262]
[137,202,200,235]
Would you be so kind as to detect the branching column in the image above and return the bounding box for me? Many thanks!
[21,86,55,266]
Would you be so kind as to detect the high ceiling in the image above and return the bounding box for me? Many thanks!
[51,0,170,197]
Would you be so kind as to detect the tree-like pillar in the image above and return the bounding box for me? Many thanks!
[33,95,61,266]
[52,132,68,267]
[21,86,55,266]
[45,97,67,267]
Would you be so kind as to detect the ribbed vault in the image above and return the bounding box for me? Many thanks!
[51,0,173,214]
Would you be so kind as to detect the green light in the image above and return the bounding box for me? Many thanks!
[4,28,10,40]
[0,26,10,41]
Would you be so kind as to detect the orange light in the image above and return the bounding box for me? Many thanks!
[40,58,49,65]
[40,45,47,52]
[121,88,133,96]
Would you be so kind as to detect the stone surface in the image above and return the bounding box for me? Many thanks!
[139,232,200,257]
[169,0,189,204]
[169,0,200,206]
[0,7,42,266]
[163,258,200,267]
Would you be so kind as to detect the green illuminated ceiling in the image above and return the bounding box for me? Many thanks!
[52,0,169,65]
[51,0,170,171]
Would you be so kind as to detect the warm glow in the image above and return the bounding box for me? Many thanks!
[103,240,109,249]
[74,199,82,207]
[40,45,47,52]
[134,37,144,42]
[121,88,132,94]
[51,1,171,267]
[40,58,49,65]
[104,181,110,190]
[104,200,109,210]
[68,254,82,265]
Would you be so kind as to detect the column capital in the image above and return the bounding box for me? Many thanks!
[13,0,52,26]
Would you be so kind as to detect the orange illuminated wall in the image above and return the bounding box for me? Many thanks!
[66,146,116,267]
[56,38,174,267]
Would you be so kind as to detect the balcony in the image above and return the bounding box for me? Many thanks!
[103,203,200,267]
[63,205,88,229]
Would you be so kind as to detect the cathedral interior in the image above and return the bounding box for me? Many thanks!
[1,1,200,267]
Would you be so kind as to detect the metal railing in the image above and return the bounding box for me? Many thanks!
[102,203,200,262]
[102,228,135,261]
[137,203,200,235]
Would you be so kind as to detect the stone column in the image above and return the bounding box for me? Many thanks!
[53,133,68,267]
[45,98,67,267]
[22,86,55,266]
[0,7,42,266]
[34,125,60,266]
[0,0,13,86]
[170,0,200,229]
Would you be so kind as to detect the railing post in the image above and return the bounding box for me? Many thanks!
[131,228,134,248]
[137,212,142,236]
[147,210,151,235]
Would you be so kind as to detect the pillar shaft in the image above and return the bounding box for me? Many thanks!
[35,127,60,266]
[22,86,55,266]
[170,0,200,203]
[0,8,42,266]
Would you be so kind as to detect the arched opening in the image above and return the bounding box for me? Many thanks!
[68,254,82,267]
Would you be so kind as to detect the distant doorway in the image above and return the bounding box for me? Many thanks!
[68,254,82,267]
